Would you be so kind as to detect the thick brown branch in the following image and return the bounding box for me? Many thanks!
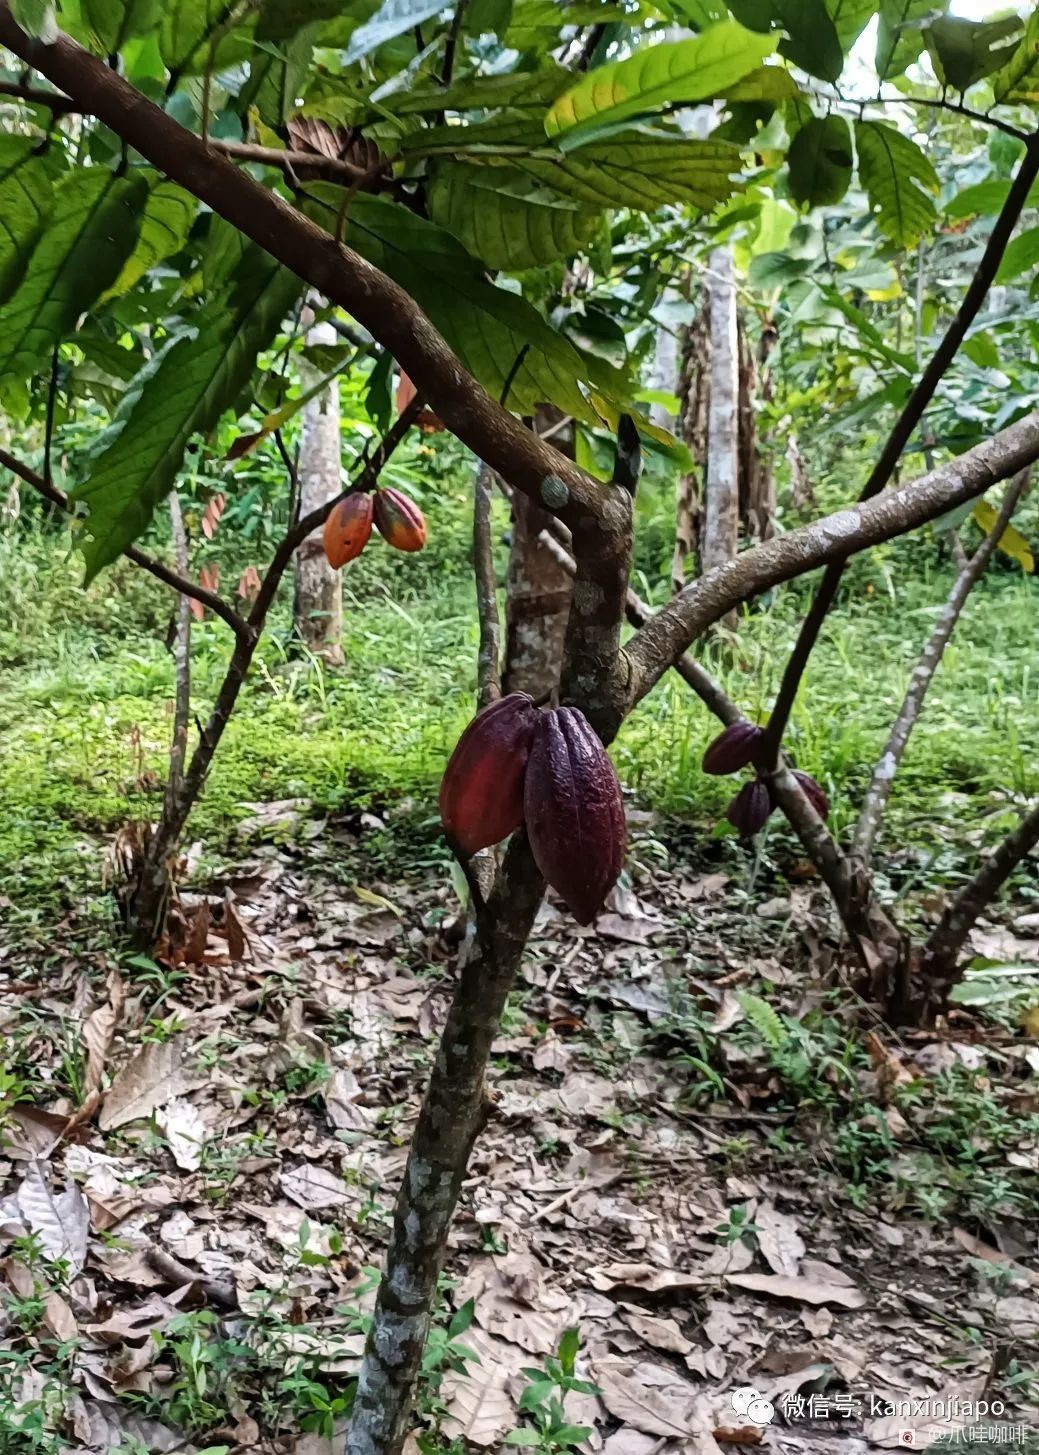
[0,5,611,534]
[853,469,1031,861]
[0,448,252,643]
[624,409,1039,710]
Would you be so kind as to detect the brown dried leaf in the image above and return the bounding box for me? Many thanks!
[16,1161,90,1275]
[201,491,226,539]
[726,1271,865,1308]
[99,1036,203,1131]
[754,1201,805,1277]
[82,970,125,1102]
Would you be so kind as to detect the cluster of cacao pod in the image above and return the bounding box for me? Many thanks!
[322,487,426,569]
[701,720,829,838]
[439,694,626,925]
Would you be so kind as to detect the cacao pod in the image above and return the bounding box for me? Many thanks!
[792,769,829,820]
[726,777,773,837]
[323,492,373,568]
[524,708,626,925]
[374,487,427,552]
[702,720,764,776]
[439,694,539,856]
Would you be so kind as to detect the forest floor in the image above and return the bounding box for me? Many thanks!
[1,796,1038,1455]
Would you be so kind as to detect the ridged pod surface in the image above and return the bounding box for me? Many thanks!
[726,778,773,837]
[374,487,427,552]
[702,720,764,776]
[439,694,539,856]
[322,492,374,568]
[792,770,830,820]
[524,708,626,925]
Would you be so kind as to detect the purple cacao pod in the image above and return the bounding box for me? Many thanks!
[726,777,773,837]
[702,720,764,776]
[524,707,626,925]
[439,694,539,856]
[792,770,830,820]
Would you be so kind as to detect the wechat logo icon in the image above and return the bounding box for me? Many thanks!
[730,1387,776,1426]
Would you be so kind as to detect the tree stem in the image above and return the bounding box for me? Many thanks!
[472,460,501,710]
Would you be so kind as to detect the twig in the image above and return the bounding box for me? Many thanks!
[43,346,59,486]
[472,460,501,710]
[849,92,1030,144]
[205,137,392,189]
[441,0,469,87]
[0,75,77,111]
[145,1246,237,1311]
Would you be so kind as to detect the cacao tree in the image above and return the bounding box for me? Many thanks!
[1,1,1039,1450]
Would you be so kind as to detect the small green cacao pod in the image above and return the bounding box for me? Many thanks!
[702,720,764,776]
[726,777,773,837]
[439,694,539,856]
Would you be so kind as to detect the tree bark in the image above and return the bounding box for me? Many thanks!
[853,469,1031,862]
[164,492,192,820]
[702,246,739,597]
[673,308,708,591]
[293,317,344,665]
[472,460,501,710]
[502,408,574,700]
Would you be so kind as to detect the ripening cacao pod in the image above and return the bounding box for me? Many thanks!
[323,492,373,568]
[792,770,830,820]
[702,720,764,776]
[524,708,626,925]
[439,694,539,856]
[374,487,427,552]
[726,777,773,837]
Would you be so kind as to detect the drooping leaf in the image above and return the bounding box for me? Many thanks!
[101,179,198,300]
[943,177,1011,219]
[995,225,1039,284]
[729,0,845,82]
[0,170,146,388]
[972,498,1034,573]
[344,0,447,64]
[788,115,853,207]
[672,0,728,28]
[78,0,161,52]
[73,250,301,579]
[876,0,947,81]
[517,137,744,212]
[925,15,1022,93]
[381,66,570,116]
[824,0,876,50]
[160,0,254,74]
[855,120,939,248]
[0,137,56,307]
[991,7,1039,104]
[427,162,602,270]
[237,22,319,124]
[544,22,777,142]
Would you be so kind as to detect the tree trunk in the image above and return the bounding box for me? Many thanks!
[703,247,739,619]
[293,316,344,665]
[502,407,573,699]
[737,314,776,543]
[673,306,709,591]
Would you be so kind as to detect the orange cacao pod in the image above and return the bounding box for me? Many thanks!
[374,487,427,552]
[439,694,539,856]
[524,708,626,925]
[323,492,373,568]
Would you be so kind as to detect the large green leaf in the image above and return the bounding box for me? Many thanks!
[544,22,777,142]
[876,0,947,81]
[384,66,570,116]
[925,15,1022,93]
[237,22,319,123]
[0,137,56,307]
[788,114,853,207]
[672,0,728,28]
[0,170,146,388]
[728,0,844,82]
[77,0,161,52]
[101,178,198,300]
[855,120,938,248]
[995,225,1039,284]
[824,0,876,50]
[160,0,254,73]
[991,7,1039,104]
[344,0,446,64]
[73,249,301,579]
[427,162,601,269]
[520,136,743,211]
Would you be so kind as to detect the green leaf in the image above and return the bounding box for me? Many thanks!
[544,22,777,141]
[0,138,56,308]
[238,23,319,124]
[995,225,1039,283]
[824,0,876,50]
[720,64,801,100]
[504,1431,541,1446]
[0,170,146,388]
[101,179,198,300]
[383,66,570,116]
[855,120,939,248]
[513,137,744,212]
[991,7,1039,103]
[925,15,1021,92]
[788,114,853,207]
[344,0,446,64]
[465,0,512,35]
[729,0,845,82]
[943,177,1011,219]
[427,161,602,269]
[448,1298,476,1338]
[962,330,999,370]
[558,1326,580,1374]
[10,0,55,37]
[973,497,1034,573]
[876,0,947,81]
[160,0,254,74]
[673,0,728,27]
[73,249,301,579]
[78,0,161,51]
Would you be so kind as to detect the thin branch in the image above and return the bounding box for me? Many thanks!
[164,491,192,816]
[757,136,1039,766]
[0,447,252,644]
[850,92,1030,144]
[0,75,77,111]
[0,7,609,534]
[853,468,1031,862]
[472,460,501,710]
[206,137,392,189]
[43,346,58,485]
[624,408,1039,709]
[441,0,469,87]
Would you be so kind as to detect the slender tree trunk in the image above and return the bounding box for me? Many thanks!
[293,316,344,665]
[854,469,1031,862]
[673,307,709,591]
[502,407,573,699]
[164,491,192,818]
[472,460,501,710]
[703,247,739,621]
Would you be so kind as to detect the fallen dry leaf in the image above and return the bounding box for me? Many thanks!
[16,1161,90,1275]
[754,1200,805,1277]
[157,1098,207,1172]
[100,1036,203,1131]
[726,1271,865,1308]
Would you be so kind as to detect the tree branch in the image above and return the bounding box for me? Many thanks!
[853,468,1031,862]
[0,447,252,644]
[623,409,1039,710]
[207,138,394,190]
[0,4,611,535]
[758,136,1039,766]
[0,75,77,111]
[472,460,501,710]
